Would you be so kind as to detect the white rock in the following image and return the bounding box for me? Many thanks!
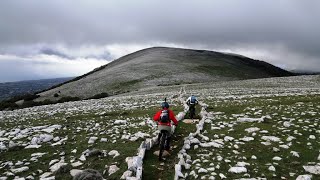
[303,165,320,174]
[114,120,127,125]
[236,162,250,167]
[198,168,208,173]
[50,162,67,172]
[251,155,257,160]
[175,164,184,179]
[296,174,312,180]
[108,150,120,158]
[200,141,223,148]
[121,170,132,179]
[71,161,83,167]
[0,142,7,150]
[219,173,227,179]
[224,136,234,141]
[261,136,281,142]
[31,153,46,158]
[287,136,296,141]
[283,121,292,127]
[26,175,34,179]
[268,165,276,172]
[70,169,83,177]
[11,166,29,173]
[237,117,264,123]
[108,165,120,176]
[100,138,108,142]
[245,127,260,133]
[190,138,201,144]
[228,166,247,173]
[49,159,59,166]
[309,135,316,140]
[273,156,282,161]
[240,137,254,142]
[279,145,290,149]
[88,137,98,144]
[25,145,41,149]
[291,151,300,157]
[39,172,52,179]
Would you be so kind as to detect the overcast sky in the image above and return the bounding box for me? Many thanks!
[0,0,319,82]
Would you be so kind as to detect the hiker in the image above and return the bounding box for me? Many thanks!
[186,95,198,119]
[153,98,178,150]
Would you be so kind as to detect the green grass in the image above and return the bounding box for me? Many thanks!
[183,94,320,179]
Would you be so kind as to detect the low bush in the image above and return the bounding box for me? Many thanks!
[88,92,109,99]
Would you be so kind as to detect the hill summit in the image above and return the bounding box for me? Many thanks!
[36,47,294,101]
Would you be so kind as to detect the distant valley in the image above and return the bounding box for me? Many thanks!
[0,77,73,102]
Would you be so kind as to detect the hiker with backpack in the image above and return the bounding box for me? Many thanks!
[186,95,198,119]
[153,98,178,150]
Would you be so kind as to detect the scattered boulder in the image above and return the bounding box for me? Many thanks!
[73,169,103,180]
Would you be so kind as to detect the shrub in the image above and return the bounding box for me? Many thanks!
[54,93,59,97]
[89,93,109,99]
[57,96,81,103]
[23,94,40,101]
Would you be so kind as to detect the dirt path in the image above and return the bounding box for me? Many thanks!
[142,122,196,179]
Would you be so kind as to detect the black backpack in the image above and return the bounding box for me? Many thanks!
[160,109,169,123]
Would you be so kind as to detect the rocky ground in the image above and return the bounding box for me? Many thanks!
[0,75,319,179]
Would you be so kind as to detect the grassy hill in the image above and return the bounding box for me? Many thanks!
[35,47,294,102]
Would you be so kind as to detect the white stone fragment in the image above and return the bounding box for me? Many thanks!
[236,162,250,167]
[100,138,108,142]
[273,156,282,161]
[71,161,83,167]
[25,145,41,149]
[309,135,316,140]
[70,169,83,177]
[49,159,59,166]
[114,120,127,125]
[79,154,86,161]
[198,168,208,173]
[261,136,281,142]
[240,137,254,142]
[228,166,247,173]
[296,174,312,180]
[219,173,227,179]
[40,172,52,179]
[237,117,264,123]
[88,137,98,144]
[50,162,67,172]
[245,127,260,133]
[108,150,120,158]
[108,165,120,176]
[121,170,132,179]
[224,136,234,141]
[291,151,300,157]
[268,165,276,172]
[11,166,29,173]
[303,165,320,174]
[174,164,184,179]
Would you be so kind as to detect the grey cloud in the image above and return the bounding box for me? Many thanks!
[39,47,71,59]
[0,0,319,79]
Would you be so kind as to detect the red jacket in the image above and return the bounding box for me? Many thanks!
[153,108,178,126]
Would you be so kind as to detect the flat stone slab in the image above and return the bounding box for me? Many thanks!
[182,119,200,124]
